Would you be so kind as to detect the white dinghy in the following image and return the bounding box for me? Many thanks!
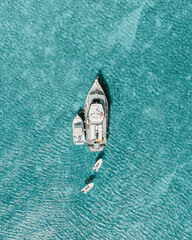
[81,183,94,194]
[92,158,103,172]
[72,115,85,145]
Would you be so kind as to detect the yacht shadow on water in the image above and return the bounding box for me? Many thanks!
[96,152,105,162]
[97,70,111,138]
[77,108,86,137]
[84,174,96,185]
[77,108,85,122]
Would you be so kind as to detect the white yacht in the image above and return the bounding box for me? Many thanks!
[84,78,109,152]
[72,115,85,145]
[81,183,94,194]
[92,158,103,172]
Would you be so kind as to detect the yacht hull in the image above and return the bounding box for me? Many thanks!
[84,78,108,152]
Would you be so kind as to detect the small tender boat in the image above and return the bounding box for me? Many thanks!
[72,115,85,145]
[92,158,103,172]
[81,183,94,194]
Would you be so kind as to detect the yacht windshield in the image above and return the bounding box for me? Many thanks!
[74,123,82,128]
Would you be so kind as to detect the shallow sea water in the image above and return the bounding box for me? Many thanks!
[0,0,192,239]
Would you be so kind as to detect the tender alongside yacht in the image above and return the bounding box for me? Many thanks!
[81,183,94,194]
[72,114,85,145]
[84,78,109,152]
[92,158,103,172]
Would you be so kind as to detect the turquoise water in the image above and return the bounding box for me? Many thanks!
[0,0,191,239]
